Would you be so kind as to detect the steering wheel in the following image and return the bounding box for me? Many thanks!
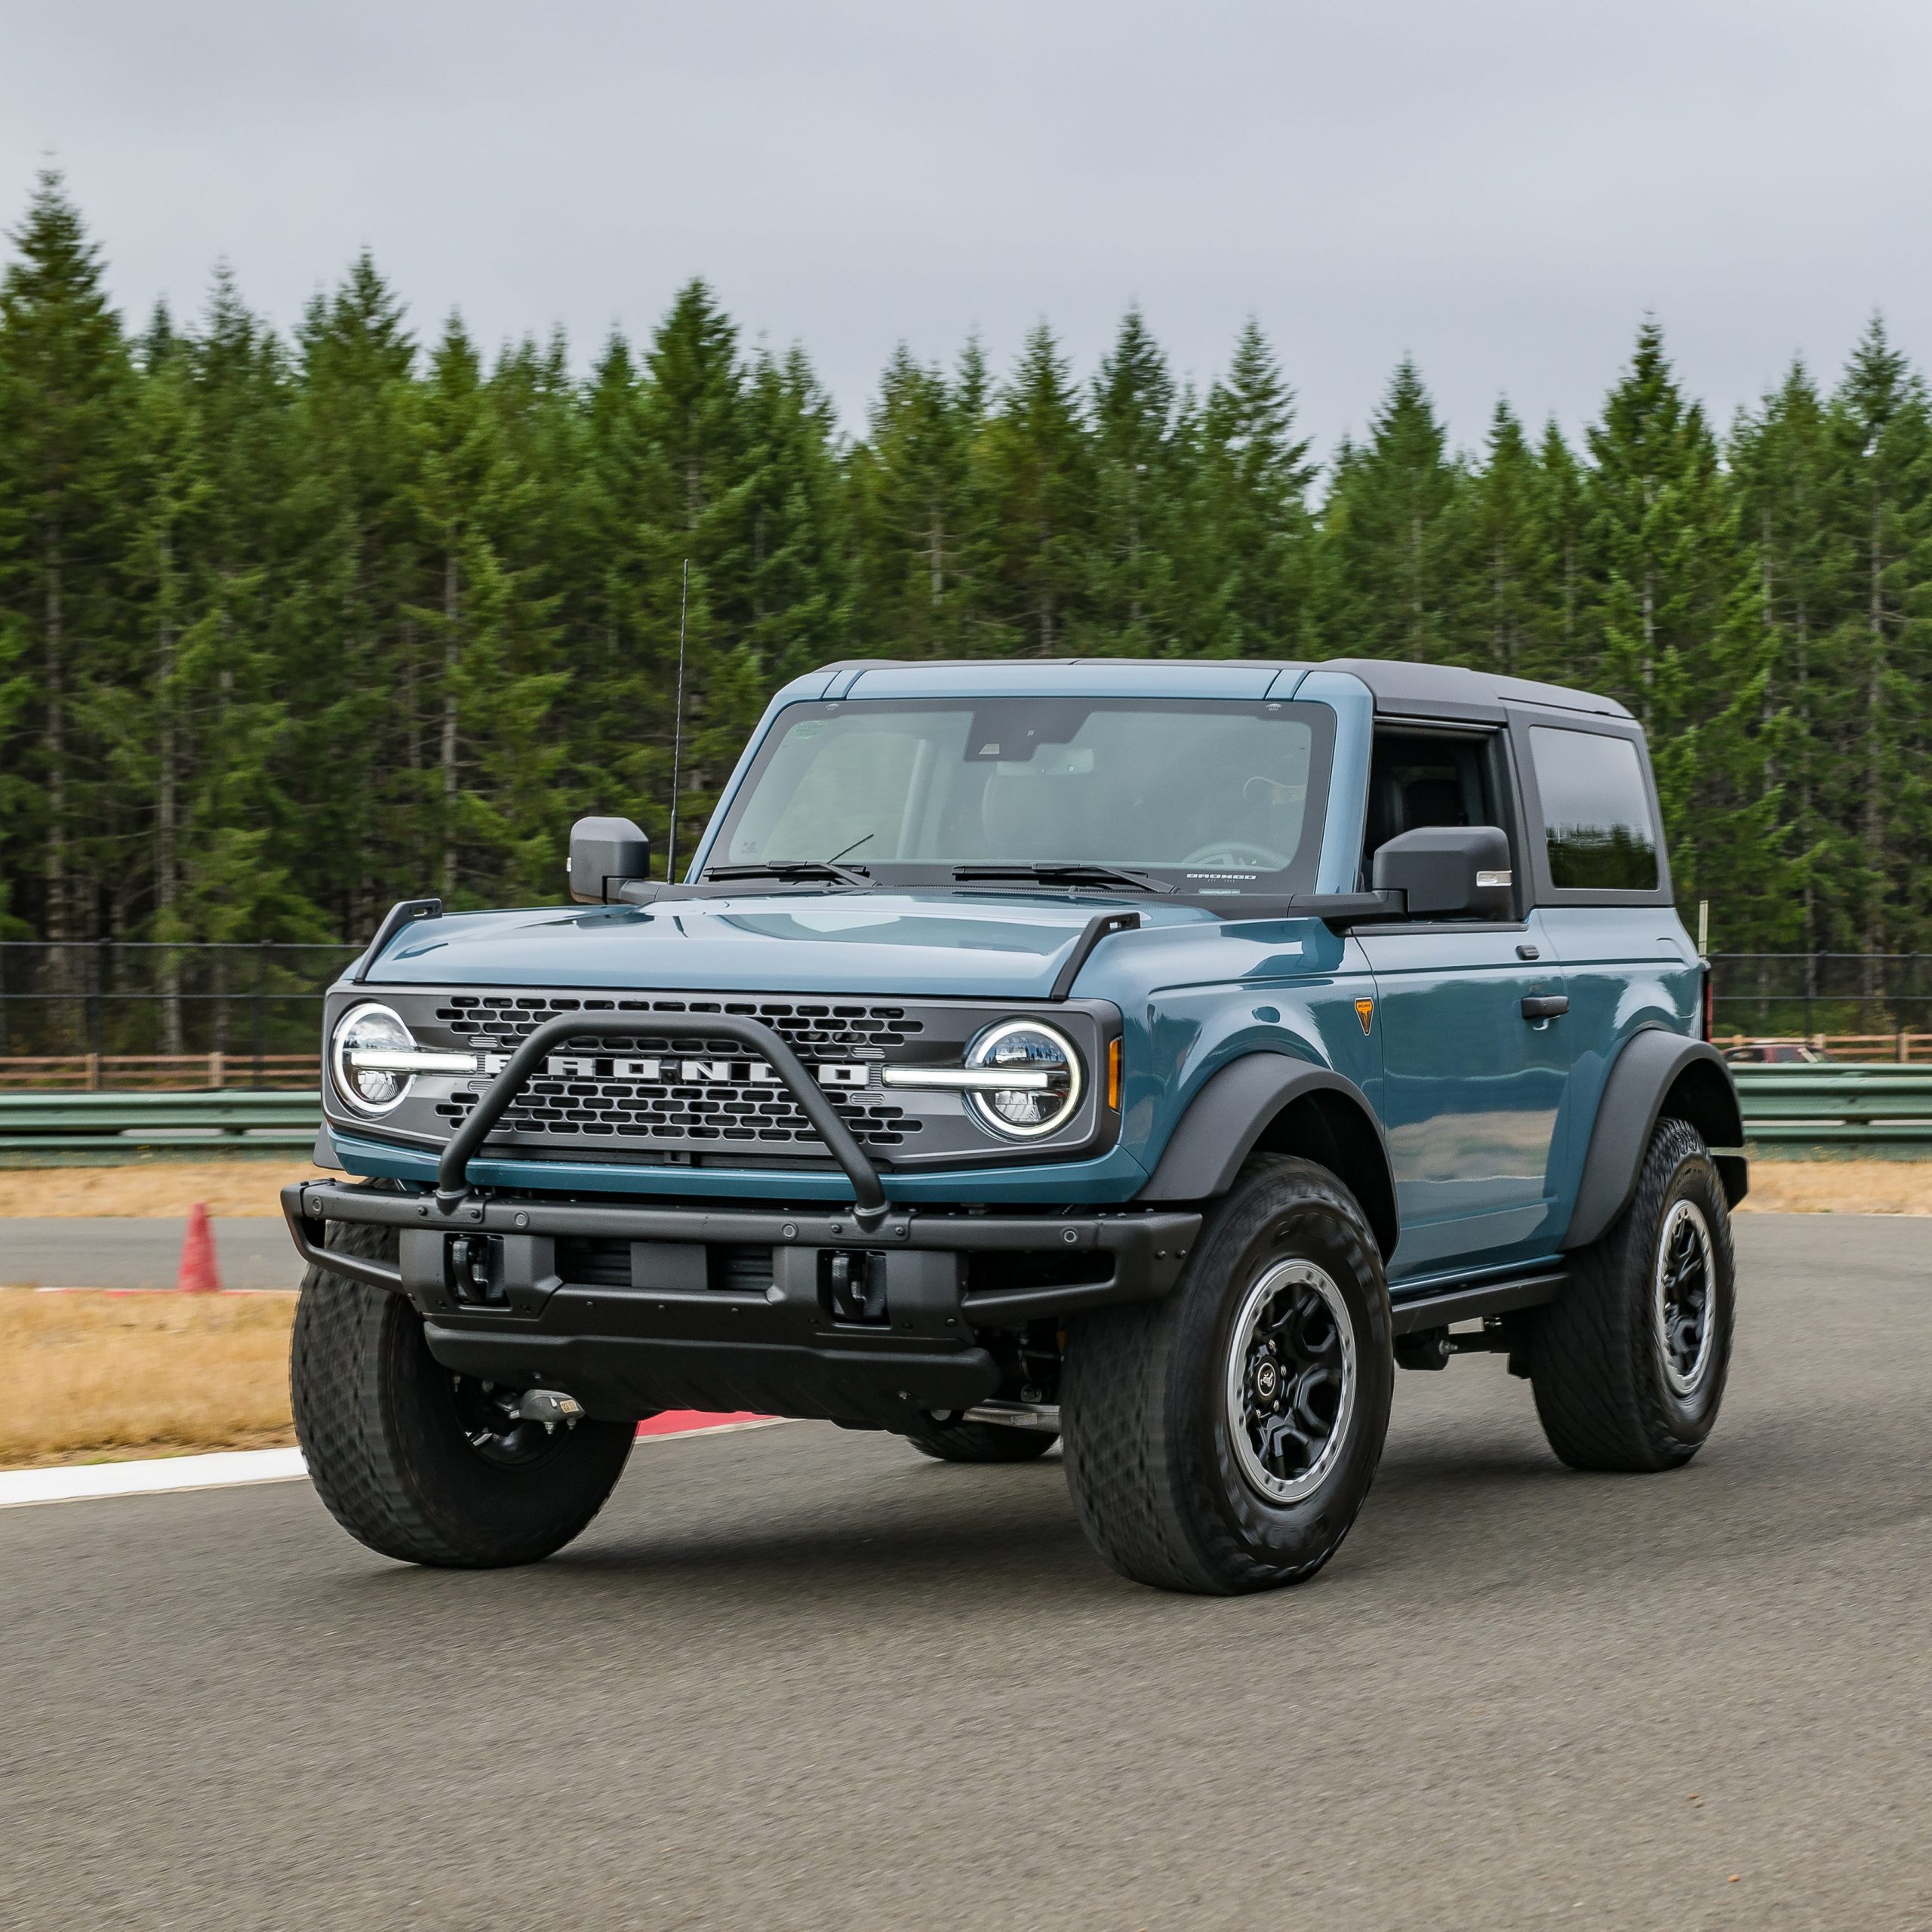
[1180,841,1290,870]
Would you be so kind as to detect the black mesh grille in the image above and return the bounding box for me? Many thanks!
[426,993,924,1153]
[431,993,923,1053]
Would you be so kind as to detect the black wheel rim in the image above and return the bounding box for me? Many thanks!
[1224,1259,1357,1503]
[450,1377,568,1469]
[1653,1199,1716,1397]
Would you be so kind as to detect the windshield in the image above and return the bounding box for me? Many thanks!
[706,697,1335,896]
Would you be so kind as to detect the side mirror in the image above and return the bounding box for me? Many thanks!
[568,817,651,904]
[1371,826,1513,920]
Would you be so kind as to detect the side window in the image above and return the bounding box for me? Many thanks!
[1528,728,1660,891]
[1361,731,1497,878]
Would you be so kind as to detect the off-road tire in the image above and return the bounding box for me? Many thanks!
[291,1220,634,1567]
[900,1415,1059,1463]
[1060,1155,1394,1595]
[1529,1115,1735,1472]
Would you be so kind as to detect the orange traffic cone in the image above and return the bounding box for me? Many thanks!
[177,1201,221,1294]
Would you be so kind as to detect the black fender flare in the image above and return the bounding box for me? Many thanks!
[1563,1031,1748,1251]
[1137,1054,1400,1260]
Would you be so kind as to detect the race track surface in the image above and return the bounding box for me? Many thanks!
[3,1214,1927,1930]
[2,1216,295,1290]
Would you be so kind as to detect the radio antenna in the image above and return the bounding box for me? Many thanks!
[665,557,690,883]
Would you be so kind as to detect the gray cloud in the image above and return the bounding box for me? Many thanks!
[5,0,1928,459]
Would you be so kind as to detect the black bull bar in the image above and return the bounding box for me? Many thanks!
[429,1009,891,1224]
[285,1011,1198,1425]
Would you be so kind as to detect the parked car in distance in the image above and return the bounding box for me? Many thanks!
[285,656,1746,1593]
[1723,1041,1826,1065]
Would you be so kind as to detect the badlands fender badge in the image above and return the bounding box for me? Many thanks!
[1355,998,1374,1035]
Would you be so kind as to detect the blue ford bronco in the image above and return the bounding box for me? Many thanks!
[286,657,1746,1594]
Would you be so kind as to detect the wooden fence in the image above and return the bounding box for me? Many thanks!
[0,1054,319,1092]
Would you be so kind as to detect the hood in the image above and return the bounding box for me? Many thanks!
[364,890,1225,1000]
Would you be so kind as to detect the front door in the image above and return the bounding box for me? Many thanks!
[1358,917,1573,1279]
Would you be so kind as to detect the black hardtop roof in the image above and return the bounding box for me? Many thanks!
[812,655,1632,723]
[1313,657,1632,721]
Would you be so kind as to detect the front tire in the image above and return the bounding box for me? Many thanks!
[1060,1156,1394,1594]
[1529,1115,1736,1472]
[291,1220,634,1567]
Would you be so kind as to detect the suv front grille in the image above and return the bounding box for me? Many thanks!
[427,993,924,1152]
[433,993,924,1054]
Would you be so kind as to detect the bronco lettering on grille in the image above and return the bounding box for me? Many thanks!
[476,1051,872,1089]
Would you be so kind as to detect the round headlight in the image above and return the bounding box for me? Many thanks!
[964,1020,1082,1140]
[331,1002,414,1114]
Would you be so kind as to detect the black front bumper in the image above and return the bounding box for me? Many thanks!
[284,1181,1200,1428]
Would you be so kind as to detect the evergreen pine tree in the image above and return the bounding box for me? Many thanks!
[1824,321,1932,973]
[1317,359,1463,660]
[635,280,754,854]
[1183,319,1315,658]
[977,322,1093,655]
[1730,361,1848,976]
[740,343,851,689]
[285,252,424,934]
[411,316,565,904]
[0,171,132,973]
[1536,420,1588,674]
[1583,321,1792,946]
[1081,306,1180,657]
[1459,401,1549,676]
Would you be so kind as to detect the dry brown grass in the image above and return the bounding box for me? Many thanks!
[0,1159,316,1219]
[1737,1159,1932,1216]
[2,1287,296,1469]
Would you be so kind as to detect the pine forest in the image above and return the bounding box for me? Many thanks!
[4,171,1930,999]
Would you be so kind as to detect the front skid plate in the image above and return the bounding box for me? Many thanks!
[424,1323,1001,1429]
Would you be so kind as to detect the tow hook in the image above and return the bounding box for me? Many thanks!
[513,1389,585,1432]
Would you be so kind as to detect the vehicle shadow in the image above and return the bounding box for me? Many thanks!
[321,1330,1929,1618]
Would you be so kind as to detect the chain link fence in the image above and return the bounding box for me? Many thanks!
[1710,953,1932,1058]
[0,942,362,1088]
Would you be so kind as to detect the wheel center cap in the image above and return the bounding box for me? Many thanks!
[1254,1359,1279,1401]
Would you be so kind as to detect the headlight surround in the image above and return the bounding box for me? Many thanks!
[962,1019,1082,1140]
[331,1002,416,1114]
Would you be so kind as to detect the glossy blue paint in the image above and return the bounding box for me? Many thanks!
[1291,671,1377,894]
[1357,917,1573,1278]
[330,1125,1155,1205]
[334,658,1704,1270]
[368,891,1224,1001]
[1537,906,1698,1214]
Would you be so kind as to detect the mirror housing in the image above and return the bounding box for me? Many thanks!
[1371,826,1514,920]
[568,817,651,904]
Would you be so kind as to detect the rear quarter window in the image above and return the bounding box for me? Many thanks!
[1528,728,1660,891]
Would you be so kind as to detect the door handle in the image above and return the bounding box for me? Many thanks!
[1521,995,1568,1021]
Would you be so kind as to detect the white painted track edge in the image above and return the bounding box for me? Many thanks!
[0,1416,795,1509]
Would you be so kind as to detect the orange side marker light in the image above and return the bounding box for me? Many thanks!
[1107,1037,1122,1110]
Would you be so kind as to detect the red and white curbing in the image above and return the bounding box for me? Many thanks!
[0,1411,785,1509]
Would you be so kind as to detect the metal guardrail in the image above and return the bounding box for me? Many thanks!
[0,1091,320,1154]
[0,1066,1929,1156]
[1727,1065,1932,1143]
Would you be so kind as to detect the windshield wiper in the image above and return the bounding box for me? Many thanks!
[952,863,1173,894]
[704,860,874,888]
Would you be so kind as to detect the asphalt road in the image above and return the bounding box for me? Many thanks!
[1,1217,297,1290]
[3,1214,1927,1932]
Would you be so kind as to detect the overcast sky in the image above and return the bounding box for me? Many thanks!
[5,1,1929,460]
